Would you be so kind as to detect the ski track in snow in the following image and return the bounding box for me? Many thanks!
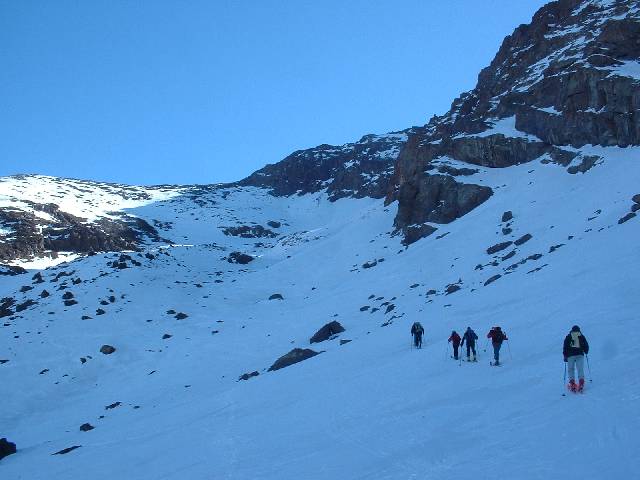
[1,147,640,479]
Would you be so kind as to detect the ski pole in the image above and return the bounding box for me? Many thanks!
[585,354,592,382]
[507,340,512,360]
[483,338,489,352]
[562,362,567,396]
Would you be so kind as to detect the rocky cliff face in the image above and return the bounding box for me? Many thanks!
[238,131,413,201]
[387,0,640,243]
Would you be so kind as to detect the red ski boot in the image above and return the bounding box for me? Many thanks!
[568,380,578,393]
[578,378,585,393]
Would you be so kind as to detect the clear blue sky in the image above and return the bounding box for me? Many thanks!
[1,1,548,185]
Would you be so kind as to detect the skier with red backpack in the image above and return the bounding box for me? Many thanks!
[487,326,508,366]
[448,330,461,360]
[563,325,589,393]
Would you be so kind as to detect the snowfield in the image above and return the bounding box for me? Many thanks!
[1,147,639,479]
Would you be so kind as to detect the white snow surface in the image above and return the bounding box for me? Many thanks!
[0,174,182,221]
[456,116,542,142]
[1,150,640,479]
[607,60,640,81]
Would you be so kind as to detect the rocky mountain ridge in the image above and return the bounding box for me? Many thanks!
[1,0,638,264]
[387,0,640,242]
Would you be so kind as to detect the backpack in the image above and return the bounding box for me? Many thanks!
[492,329,504,343]
[413,322,423,335]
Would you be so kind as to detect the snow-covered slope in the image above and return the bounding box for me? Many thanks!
[2,0,640,478]
[1,145,639,479]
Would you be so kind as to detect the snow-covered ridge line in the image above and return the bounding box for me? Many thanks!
[0,174,185,221]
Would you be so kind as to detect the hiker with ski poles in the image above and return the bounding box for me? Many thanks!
[460,326,478,362]
[563,325,589,393]
[448,330,461,360]
[411,321,424,349]
[487,326,508,366]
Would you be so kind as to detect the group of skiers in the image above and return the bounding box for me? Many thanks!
[411,322,590,392]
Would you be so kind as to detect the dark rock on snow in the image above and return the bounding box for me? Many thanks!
[309,321,345,344]
[445,284,461,295]
[79,423,94,432]
[268,348,320,372]
[222,225,277,238]
[514,234,532,246]
[227,252,254,264]
[487,241,513,255]
[0,438,16,460]
[269,293,284,301]
[618,212,636,224]
[52,445,81,455]
[100,345,116,355]
[238,371,259,381]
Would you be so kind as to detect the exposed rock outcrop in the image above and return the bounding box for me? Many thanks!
[309,321,345,344]
[268,348,320,371]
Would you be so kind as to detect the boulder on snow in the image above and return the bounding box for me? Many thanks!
[62,291,74,300]
[40,290,50,298]
[618,212,636,224]
[484,274,502,286]
[79,423,94,432]
[227,252,254,264]
[269,293,284,301]
[52,445,81,455]
[632,194,640,204]
[238,371,259,381]
[268,348,320,372]
[15,300,36,312]
[99,345,116,355]
[309,321,345,344]
[487,241,513,255]
[445,284,461,295]
[0,438,17,460]
[175,312,188,320]
[501,211,513,223]
[514,233,532,246]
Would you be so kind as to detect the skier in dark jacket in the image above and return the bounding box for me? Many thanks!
[411,322,424,348]
[448,331,461,359]
[563,325,589,392]
[487,326,508,365]
[460,327,478,362]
